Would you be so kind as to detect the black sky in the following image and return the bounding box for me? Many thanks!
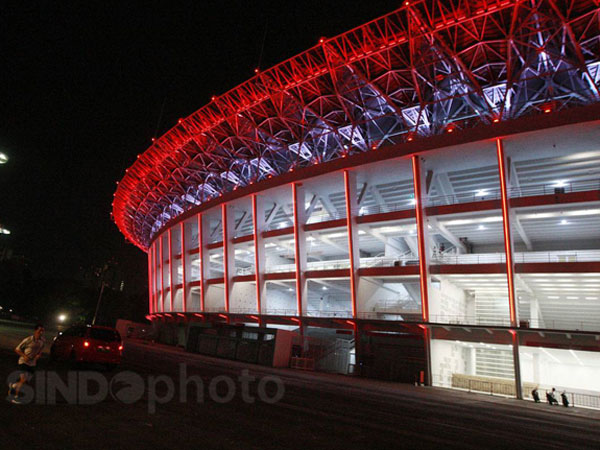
[0,1,401,289]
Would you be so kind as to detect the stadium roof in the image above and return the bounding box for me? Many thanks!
[113,0,600,250]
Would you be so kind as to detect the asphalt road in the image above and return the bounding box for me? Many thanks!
[0,328,599,449]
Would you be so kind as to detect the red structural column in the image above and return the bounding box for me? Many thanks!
[411,155,430,322]
[180,222,187,313]
[153,243,158,313]
[222,204,234,314]
[343,170,359,318]
[496,138,519,327]
[197,214,206,312]
[147,248,153,314]
[168,228,174,312]
[292,183,308,316]
[158,236,164,313]
[252,194,266,318]
[411,154,432,387]
[496,138,523,400]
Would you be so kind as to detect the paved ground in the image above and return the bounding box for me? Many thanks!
[0,323,599,449]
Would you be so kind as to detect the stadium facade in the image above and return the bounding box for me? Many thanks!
[114,0,600,403]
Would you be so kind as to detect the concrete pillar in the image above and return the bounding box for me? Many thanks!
[168,228,174,312]
[344,170,360,318]
[292,183,308,316]
[252,195,267,316]
[197,213,211,312]
[222,204,235,314]
[181,221,193,313]
[412,155,432,386]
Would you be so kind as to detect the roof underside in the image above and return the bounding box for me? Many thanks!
[113,0,600,250]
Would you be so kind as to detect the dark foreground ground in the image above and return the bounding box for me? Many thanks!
[0,324,599,449]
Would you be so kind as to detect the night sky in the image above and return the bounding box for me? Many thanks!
[0,1,400,290]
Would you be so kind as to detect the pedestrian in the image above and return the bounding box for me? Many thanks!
[561,390,570,407]
[7,323,45,404]
[546,387,559,405]
[531,386,541,403]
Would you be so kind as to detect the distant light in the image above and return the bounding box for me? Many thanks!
[544,107,552,113]
[475,189,488,197]
[0,152,8,164]
[58,314,67,322]
[288,288,293,292]
[553,180,568,188]
[322,286,328,291]
[478,225,486,230]
[409,198,417,205]
[0,228,11,235]
[560,219,568,225]
[254,68,259,73]
[493,118,500,123]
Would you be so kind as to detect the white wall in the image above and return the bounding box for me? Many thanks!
[431,339,472,387]
[520,348,600,394]
[429,277,472,323]
[230,282,258,312]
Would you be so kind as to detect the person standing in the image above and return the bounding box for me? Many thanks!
[8,323,45,404]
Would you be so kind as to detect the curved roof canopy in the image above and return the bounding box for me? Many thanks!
[113,0,600,250]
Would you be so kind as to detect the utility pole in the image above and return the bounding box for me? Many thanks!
[92,262,110,325]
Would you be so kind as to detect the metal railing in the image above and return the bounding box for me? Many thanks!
[426,178,600,207]
[306,210,347,224]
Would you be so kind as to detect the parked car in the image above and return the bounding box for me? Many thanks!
[50,324,122,369]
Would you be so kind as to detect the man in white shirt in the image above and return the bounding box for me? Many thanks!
[8,323,45,404]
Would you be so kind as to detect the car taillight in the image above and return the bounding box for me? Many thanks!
[83,341,90,347]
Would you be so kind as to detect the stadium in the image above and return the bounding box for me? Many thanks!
[113,0,600,404]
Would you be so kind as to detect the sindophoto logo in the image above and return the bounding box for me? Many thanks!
[6,365,285,413]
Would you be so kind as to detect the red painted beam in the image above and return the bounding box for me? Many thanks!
[264,272,296,281]
[497,138,518,327]
[429,264,506,274]
[357,209,415,224]
[305,269,351,279]
[359,266,420,277]
[305,218,347,232]
[516,262,600,273]
[263,226,294,239]
[412,155,430,322]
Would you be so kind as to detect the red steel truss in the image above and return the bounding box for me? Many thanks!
[113,0,600,250]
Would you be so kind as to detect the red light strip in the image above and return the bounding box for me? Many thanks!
[168,228,174,312]
[221,204,230,313]
[252,195,262,317]
[496,138,518,326]
[180,221,187,313]
[197,213,205,312]
[147,248,153,314]
[292,183,303,317]
[158,236,164,312]
[343,170,358,318]
[411,155,429,322]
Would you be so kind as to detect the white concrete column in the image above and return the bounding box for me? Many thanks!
[252,195,266,315]
[344,170,360,318]
[292,183,308,316]
[181,221,193,313]
[197,213,211,312]
[222,204,235,313]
